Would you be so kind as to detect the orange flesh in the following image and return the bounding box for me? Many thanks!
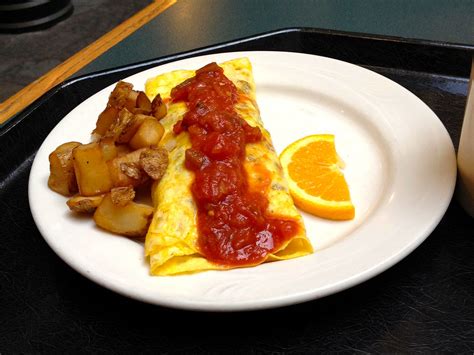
[287,141,351,202]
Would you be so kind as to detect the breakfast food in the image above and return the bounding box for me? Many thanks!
[279,134,355,220]
[47,81,170,237]
[144,58,313,275]
[48,57,316,275]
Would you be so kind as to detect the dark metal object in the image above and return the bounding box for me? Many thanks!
[0,0,73,32]
[1,28,473,352]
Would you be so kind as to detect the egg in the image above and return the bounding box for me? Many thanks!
[144,58,312,275]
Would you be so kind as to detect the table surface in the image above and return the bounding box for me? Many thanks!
[2,1,474,352]
[79,0,474,76]
[2,0,474,123]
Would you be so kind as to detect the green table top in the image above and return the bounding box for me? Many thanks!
[79,0,474,76]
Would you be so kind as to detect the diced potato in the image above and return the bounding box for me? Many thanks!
[93,194,154,238]
[66,194,104,213]
[116,144,132,157]
[73,142,113,196]
[110,186,135,207]
[129,118,164,149]
[108,149,148,188]
[136,91,152,112]
[125,90,139,111]
[132,108,151,115]
[104,108,133,143]
[93,106,119,136]
[48,142,81,196]
[108,81,133,109]
[105,110,148,144]
[151,94,167,120]
[139,147,168,180]
[116,113,151,144]
[99,136,117,161]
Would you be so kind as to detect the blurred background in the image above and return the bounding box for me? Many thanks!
[1,0,473,111]
[0,0,150,102]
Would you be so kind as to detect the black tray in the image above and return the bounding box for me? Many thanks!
[1,28,473,352]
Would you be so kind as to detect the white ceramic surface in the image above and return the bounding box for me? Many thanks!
[456,58,474,217]
[29,51,456,311]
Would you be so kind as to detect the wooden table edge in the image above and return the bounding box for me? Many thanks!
[0,0,177,124]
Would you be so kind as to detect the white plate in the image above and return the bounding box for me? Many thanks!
[29,51,456,311]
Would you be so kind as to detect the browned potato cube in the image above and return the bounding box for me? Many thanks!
[116,114,150,144]
[99,137,117,161]
[125,90,139,111]
[116,144,132,157]
[108,148,148,188]
[110,186,135,207]
[129,118,165,150]
[66,195,105,213]
[151,94,167,120]
[136,91,152,112]
[104,108,133,142]
[93,106,119,136]
[73,142,113,196]
[108,81,133,109]
[132,108,151,115]
[48,141,81,196]
[93,194,154,238]
[139,147,168,180]
[105,110,149,144]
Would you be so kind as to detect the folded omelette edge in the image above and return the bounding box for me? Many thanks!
[144,57,313,275]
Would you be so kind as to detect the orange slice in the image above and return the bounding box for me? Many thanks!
[279,134,355,220]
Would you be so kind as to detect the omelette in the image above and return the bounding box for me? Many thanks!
[144,58,313,275]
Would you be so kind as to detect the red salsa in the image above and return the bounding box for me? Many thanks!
[171,62,299,266]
